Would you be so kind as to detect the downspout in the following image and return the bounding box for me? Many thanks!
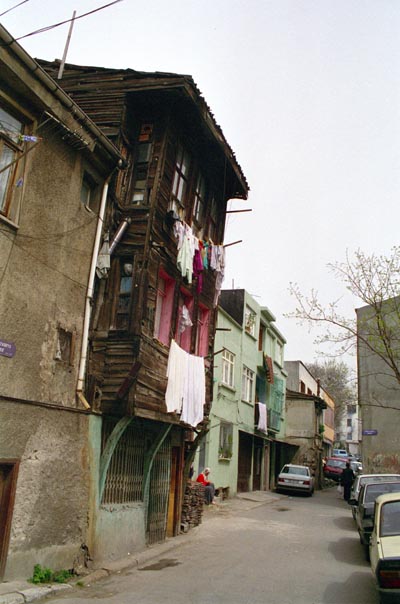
[76,179,110,408]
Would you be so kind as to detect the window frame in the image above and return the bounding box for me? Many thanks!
[221,349,235,388]
[0,105,25,219]
[244,306,256,337]
[175,288,194,353]
[196,304,210,357]
[113,259,134,330]
[129,123,153,206]
[219,422,233,460]
[242,365,254,403]
[154,270,175,346]
[171,143,191,217]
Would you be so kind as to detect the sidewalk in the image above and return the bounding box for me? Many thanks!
[0,490,282,604]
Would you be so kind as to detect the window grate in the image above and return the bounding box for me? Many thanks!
[101,419,145,504]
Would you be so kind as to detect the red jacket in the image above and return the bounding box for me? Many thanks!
[196,472,210,486]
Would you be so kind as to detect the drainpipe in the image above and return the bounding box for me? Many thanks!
[76,179,110,408]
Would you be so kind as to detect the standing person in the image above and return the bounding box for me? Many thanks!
[340,461,355,501]
[196,467,216,505]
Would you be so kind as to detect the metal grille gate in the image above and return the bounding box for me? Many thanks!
[101,419,145,504]
[147,436,171,544]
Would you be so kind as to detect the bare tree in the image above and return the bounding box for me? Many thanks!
[288,247,400,409]
[306,359,355,435]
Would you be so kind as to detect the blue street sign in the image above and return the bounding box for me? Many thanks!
[362,429,378,436]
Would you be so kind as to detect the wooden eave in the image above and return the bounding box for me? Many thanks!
[37,59,249,199]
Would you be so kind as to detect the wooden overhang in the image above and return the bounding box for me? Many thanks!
[37,60,249,201]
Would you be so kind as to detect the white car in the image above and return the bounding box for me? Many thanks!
[369,492,400,603]
[276,464,314,496]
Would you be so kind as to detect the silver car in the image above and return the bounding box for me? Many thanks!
[276,464,314,496]
[349,474,400,520]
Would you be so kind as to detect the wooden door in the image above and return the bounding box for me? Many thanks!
[0,461,19,580]
[166,447,180,537]
[237,432,252,493]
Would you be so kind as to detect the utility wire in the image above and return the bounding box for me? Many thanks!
[7,0,124,43]
[0,0,30,18]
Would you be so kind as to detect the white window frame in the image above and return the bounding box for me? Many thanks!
[245,306,256,336]
[242,365,254,403]
[222,349,235,388]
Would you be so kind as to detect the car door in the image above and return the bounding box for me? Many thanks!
[369,502,381,576]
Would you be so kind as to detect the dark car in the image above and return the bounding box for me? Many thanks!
[323,457,349,482]
[352,480,400,559]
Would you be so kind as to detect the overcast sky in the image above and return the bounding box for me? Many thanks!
[3,0,400,367]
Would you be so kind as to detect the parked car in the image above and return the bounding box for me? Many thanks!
[352,480,400,559]
[350,460,363,475]
[369,492,400,604]
[323,457,348,482]
[333,448,349,458]
[349,474,400,520]
[276,464,314,496]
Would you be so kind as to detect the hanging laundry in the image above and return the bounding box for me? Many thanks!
[165,339,187,413]
[177,224,196,283]
[257,402,268,433]
[179,304,193,333]
[96,234,110,279]
[193,248,204,294]
[213,245,225,307]
[165,339,205,427]
[201,241,209,269]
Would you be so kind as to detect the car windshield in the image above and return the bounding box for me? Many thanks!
[381,501,400,537]
[328,459,346,468]
[282,466,308,476]
[365,483,400,504]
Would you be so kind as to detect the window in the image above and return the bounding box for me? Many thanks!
[130,124,153,205]
[222,349,235,388]
[80,172,96,209]
[115,261,133,329]
[55,327,76,365]
[245,306,256,336]
[219,422,233,459]
[242,365,254,403]
[171,144,191,217]
[276,341,284,366]
[193,173,206,227]
[175,289,193,352]
[196,304,210,357]
[0,105,24,218]
[208,196,219,242]
[154,270,175,346]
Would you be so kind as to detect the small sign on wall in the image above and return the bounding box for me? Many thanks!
[362,429,378,436]
[0,339,16,358]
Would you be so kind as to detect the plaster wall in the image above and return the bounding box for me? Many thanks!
[0,125,101,406]
[0,400,90,580]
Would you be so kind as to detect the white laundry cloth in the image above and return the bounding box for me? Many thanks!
[165,339,187,413]
[257,402,267,433]
[165,340,205,427]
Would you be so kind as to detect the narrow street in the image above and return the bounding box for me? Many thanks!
[43,486,378,604]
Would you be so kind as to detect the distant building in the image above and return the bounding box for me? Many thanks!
[196,289,289,497]
[357,298,400,473]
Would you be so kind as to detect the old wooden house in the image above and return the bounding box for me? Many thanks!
[39,59,249,560]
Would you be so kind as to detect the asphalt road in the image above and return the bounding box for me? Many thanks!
[44,486,378,604]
